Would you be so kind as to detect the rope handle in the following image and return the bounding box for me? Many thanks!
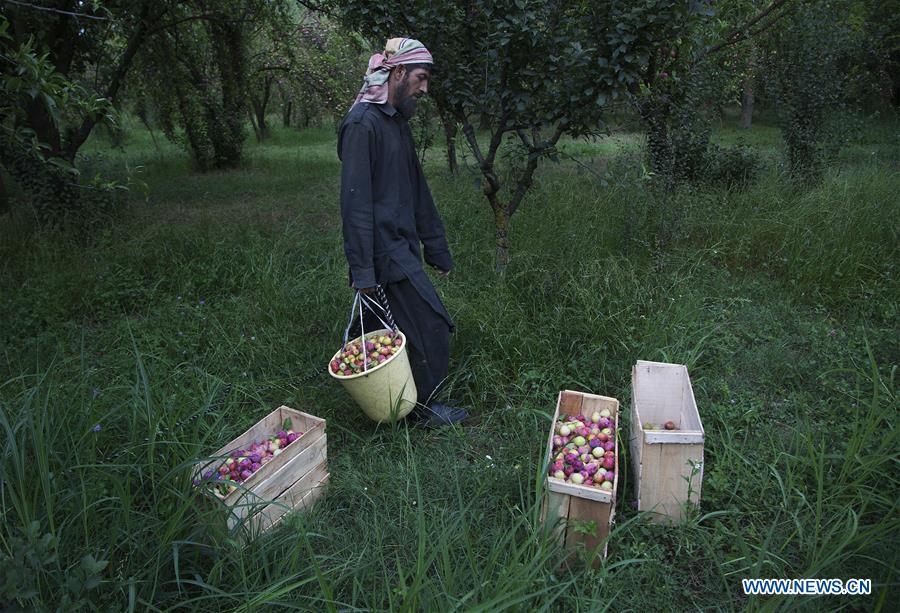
[340,287,398,373]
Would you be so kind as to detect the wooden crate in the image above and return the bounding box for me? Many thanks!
[541,390,620,565]
[629,360,704,524]
[195,406,329,532]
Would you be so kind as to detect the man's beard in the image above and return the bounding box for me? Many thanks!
[396,92,418,119]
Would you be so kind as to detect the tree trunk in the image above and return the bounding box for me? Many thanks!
[639,100,674,188]
[209,16,248,167]
[434,101,458,175]
[249,108,262,142]
[283,98,293,128]
[494,207,509,274]
[740,75,755,129]
[64,0,155,161]
[0,172,8,216]
[441,113,458,175]
[253,102,268,141]
[253,74,273,141]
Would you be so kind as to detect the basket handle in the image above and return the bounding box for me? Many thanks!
[341,288,397,373]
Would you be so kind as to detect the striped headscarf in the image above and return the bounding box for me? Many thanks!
[351,38,433,109]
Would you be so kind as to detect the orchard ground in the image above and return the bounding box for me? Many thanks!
[1,110,897,610]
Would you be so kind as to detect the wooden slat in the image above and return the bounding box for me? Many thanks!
[580,394,619,416]
[637,442,703,524]
[612,399,620,506]
[543,394,562,469]
[683,371,704,434]
[547,477,612,503]
[245,461,330,532]
[629,375,643,503]
[644,430,704,445]
[541,490,571,550]
[265,473,330,532]
[229,432,327,520]
[558,390,584,416]
[195,406,326,505]
[633,361,686,424]
[565,496,612,567]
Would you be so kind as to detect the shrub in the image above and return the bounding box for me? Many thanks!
[704,143,762,189]
[765,3,857,183]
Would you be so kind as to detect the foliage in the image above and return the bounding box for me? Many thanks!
[326,0,699,271]
[765,2,864,182]
[244,3,360,139]
[0,15,126,223]
[133,1,258,171]
[271,13,361,130]
[629,0,794,191]
[841,0,900,109]
[703,142,762,188]
[0,115,897,609]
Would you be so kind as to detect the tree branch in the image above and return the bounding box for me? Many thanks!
[702,0,793,58]
[507,123,565,217]
[1,0,110,20]
[64,2,157,159]
[145,12,224,36]
[460,120,486,167]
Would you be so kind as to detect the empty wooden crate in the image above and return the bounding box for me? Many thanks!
[541,390,620,564]
[194,405,329,533]
[630,360,704,524]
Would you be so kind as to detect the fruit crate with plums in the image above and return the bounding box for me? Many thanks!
[629,360,704,524]
[193,405,329,533]
[541,390,620,564]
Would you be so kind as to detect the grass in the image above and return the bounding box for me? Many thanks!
[0,110,898,611]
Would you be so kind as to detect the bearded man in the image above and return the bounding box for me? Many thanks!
[338,38,467,427]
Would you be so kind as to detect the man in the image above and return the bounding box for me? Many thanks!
[338,38,467,427]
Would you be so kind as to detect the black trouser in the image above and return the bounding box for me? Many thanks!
[350,279,450,406]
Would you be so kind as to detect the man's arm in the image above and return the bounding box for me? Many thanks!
[412,148,454,273]
[339,119,377,290]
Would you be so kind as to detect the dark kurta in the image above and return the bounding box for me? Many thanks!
[338,101,455,404]
[338,101,454,328]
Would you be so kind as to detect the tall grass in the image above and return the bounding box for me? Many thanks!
[1,114,897,610]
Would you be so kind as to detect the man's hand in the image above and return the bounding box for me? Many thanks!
[351,282,376,294]
[435,268,451,278]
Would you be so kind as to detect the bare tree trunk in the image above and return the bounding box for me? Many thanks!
[740,75,755,129]
[436,105,458,175]
[249,108,262,142]
[283,97,293,128]
[253,102,268,141]
[252,74,274,141]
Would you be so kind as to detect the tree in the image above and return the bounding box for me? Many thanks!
[276,16,360,130]
[321,0,695,272]
[132,0,262,170]
[246,0,301,141]
[0,1,165,218]
[764,1,859,182]
[626,0,795,188]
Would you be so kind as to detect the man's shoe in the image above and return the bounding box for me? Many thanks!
[410,403,468,427]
